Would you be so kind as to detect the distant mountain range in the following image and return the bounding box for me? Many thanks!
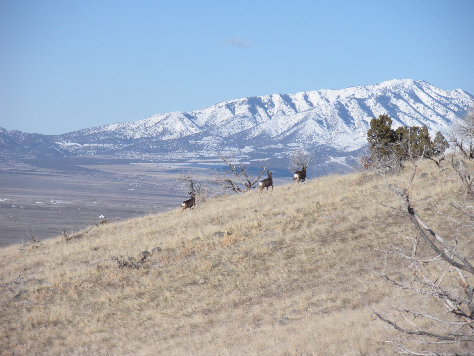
[1,79,472,173]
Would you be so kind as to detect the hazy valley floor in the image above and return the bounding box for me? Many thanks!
[0,158,227,246]
[0,159,472,355]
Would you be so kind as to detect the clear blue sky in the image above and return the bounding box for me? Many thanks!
[1,0,473,134]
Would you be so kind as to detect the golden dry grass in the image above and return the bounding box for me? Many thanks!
[0,159,472,355]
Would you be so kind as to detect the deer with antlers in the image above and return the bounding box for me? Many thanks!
[258,170,273,192]
[180,174,197,210]
[289,150,311,183]
[293,164,307,183]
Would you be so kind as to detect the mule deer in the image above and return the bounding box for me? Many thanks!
[181,193,195,210]
[258,170,273,192]
[293,164,306,182]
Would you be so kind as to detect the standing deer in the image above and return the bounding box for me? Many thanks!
[181,192,195,210]
[293,164,307,183]
[258,170,273,192]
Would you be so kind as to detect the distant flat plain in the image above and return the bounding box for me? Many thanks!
[0,158,211,246]
[0,157,290,246]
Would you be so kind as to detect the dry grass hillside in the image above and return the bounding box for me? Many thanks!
[1,159,472,355]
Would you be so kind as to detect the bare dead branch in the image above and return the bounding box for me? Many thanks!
[407,207,474,274]
[384,339,473,356]
[376,247,441,265]
[451,155,474,197]
[373,134,473,354]
[250,167,268,189]
[395,307,470,326]
[380,274,466,306]
[384,168,473,275]
[373,309,473,342]
[221,178,243,193]
[450,109,474,160]
[220,157,267,192]
[288,150,312,172]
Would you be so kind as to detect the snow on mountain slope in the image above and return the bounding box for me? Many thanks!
[3,79,471,173]
[57,79,472,157]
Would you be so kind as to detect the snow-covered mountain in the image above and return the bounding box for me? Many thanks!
[1,79,473,173]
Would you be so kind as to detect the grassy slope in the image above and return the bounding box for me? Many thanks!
[1,160,472,355]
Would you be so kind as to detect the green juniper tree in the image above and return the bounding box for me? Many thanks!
[433,130,449,156]
[366,114,448,169]
[367,114,396,159]
[396,125,434,159]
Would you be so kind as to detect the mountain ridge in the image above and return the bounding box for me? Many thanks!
[61,79,471,143]
[1,79,472,173]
